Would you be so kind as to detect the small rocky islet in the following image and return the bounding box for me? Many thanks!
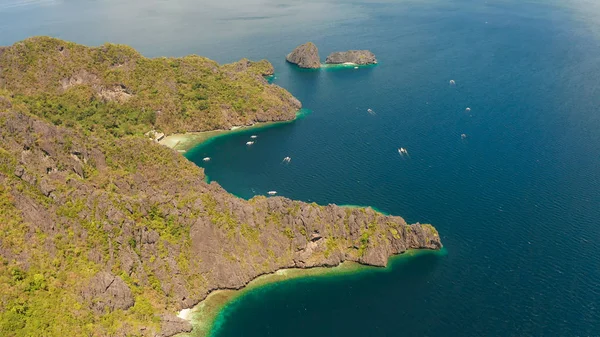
[285,42,321,69]
[286,42,377,68]
[325,50,377,65]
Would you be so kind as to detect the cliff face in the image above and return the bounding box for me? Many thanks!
[286,42,321,69]
[0,38,441,337]
[325,50,377,65]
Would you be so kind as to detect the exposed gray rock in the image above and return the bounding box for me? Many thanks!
[286,42,321,69]
[157,314,193,337]
[325,50,377,65]
[81,271,135,313]
[14,165,24,178]
[0,95,11,109]
[39,178,55,197]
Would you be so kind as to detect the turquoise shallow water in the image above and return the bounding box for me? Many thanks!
[3,0,600,335]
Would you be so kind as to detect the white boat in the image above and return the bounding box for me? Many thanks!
[203,157,211,161]
[465,107,471,112]
[461,134,467,139]
[250,135,257,139]
[398,147,408,155]
[268,191,277,195]
[354,66,359,69]
[246,141,254,145]
[449,79,456,85]
[367,108,375,115]
[283,156,291,163]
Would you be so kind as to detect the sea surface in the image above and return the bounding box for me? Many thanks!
[2,0,600,336]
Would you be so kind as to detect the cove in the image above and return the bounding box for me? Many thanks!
[161,109,312,155]
[178,248,447,337]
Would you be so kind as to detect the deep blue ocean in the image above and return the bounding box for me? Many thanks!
[2,0,600,335]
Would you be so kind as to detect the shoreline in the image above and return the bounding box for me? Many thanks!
[339,204,390,216]
[176,248,446,337]
[177,262,366,337]
[160,109,309,152]
[287,63,378,72]
[320,62,378,69]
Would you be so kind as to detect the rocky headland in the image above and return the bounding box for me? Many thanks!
[325,50,378,65]
[285,42,321,69]
[0,37,440,336]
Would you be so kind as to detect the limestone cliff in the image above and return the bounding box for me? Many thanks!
[286,42,321,69]
[325,50,377,65]
[0,37,440,337]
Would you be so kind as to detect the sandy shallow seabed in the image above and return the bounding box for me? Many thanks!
[159,130,231,152]
[159,110,310,152]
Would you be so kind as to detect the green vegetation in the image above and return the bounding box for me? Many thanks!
[389,227,401,239]
[324,237,339,258]
[283,227,295,240]
[1,37,299,136]
[201,194,239,237]
[265,211,283,227]
[241,223,260,244]
[357,222,377,257]
[0,178,107,336]
[0,148,16,174]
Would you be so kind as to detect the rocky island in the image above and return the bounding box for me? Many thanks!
[286,42,377,68]
[0,37,440,336]
[326,50,378,65]
[285,42,321,69]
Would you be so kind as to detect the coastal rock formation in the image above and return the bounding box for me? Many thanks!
[325,50,377,65]
[0,38,440,337]
[81,272,135,313]
[158,314,193,337]
[286,42,321,69]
